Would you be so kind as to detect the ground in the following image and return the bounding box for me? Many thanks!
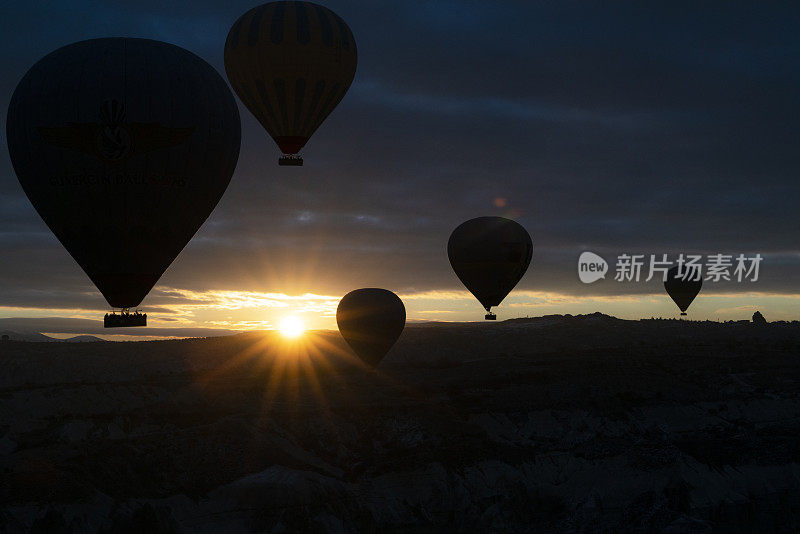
[1,314,799,532]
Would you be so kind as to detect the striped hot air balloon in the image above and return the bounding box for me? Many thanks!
[225,1,357,166]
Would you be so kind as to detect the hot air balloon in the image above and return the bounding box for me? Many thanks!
[7,38,241,327]
[224,1,357,166]
[336,288,405,367]
[448,217,533,320]
[664,265,702,316]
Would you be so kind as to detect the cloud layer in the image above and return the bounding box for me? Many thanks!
[1,1,799,323]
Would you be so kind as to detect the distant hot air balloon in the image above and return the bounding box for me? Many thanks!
[7,38,241,327]
[336,288,405,367]
[224,1,357,166]
[448,217,533,320]
[664,266,702,316]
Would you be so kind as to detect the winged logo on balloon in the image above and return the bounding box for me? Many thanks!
[37,99,195,162]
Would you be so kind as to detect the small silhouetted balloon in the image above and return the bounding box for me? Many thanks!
[448,217,533,315]
[225,1,357,159]
[664,266,702,315]
[336,288,405,366]
[7,38,241,309]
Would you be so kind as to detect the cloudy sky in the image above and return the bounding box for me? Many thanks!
[2,1,799,337]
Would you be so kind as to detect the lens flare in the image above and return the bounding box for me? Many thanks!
[279,316,305,338]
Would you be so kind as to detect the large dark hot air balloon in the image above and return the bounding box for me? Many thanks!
[336,288,405,367]
[7,38,241,327]
[664,266,702,316]
[448,217,533,320]
[225,1,357,166]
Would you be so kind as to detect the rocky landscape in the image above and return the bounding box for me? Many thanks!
[1,313,799,532]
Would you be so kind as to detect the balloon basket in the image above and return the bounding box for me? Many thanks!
[279,155,303,166]
[680,312,687,316]
[104,310,147,328]
[485,313,497,320]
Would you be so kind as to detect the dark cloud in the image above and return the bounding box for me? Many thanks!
[1,1,798,312]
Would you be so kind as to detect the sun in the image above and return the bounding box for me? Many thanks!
[279,316,305,339]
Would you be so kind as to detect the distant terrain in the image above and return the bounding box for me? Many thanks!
[0,332,106,343]
[0,317,236,340]
[1,314,799,532]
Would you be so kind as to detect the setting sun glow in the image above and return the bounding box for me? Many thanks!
[279,316,305,338]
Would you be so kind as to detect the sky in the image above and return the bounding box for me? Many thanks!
[1,1,799,338]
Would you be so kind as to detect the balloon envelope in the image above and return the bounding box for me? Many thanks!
[7,38,241,309]
[224,1,357,160]
[664,266,703,315]
[448,217,533,315]
[336,288,405,366]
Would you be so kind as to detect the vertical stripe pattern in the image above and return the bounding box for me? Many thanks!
[224,1,357,155]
